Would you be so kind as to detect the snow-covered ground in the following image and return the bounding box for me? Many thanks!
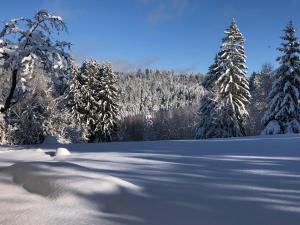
[1,136,300,225]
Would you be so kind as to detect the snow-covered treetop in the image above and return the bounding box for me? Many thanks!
[0,10,72,112]
[204,20,247,91]
[0,10,71,69]
[223,19,245,44]
[277,21,300,69]
[216,19,250,116]
[220,19,247,73]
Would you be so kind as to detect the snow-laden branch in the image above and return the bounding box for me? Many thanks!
[0,10,72,113]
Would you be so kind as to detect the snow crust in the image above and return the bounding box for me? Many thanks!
[1,136,300,225]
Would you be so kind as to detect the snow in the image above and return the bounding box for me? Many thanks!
[261,120,281,135]
[55,147,71,157]
[1,136,300,224]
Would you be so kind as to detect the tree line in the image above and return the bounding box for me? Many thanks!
[0,11,299,144]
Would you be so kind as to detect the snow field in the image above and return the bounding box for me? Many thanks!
[1,136,300,225]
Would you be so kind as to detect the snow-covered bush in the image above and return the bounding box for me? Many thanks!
[261,120,283,135]
[43,95,83,144]
[3,74,49,144]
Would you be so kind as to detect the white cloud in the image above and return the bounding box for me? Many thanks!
[138,0,191,24]
[110,57,158,72]
[177,63,199,73]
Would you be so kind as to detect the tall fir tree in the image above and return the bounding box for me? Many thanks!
[262,21,300,134]
[196,19,250,139]
[71,60,119,142]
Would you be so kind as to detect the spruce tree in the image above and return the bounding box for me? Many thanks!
[196,19,250,139]
[72,60,119,142]
[196,91,226,139]
[262,21,300,134]
[202,54,221,90]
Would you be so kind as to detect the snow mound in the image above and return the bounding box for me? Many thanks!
[261,120,281,135]
[55,147,71,156]
[35,148,44,152]
[3,161,141,201]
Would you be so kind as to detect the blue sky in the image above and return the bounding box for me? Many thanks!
[1,0,300,74]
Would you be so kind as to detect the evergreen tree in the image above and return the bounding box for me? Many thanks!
[196,19,250,139]
[72,60,119,142]
[202,54,221,90]
[196,91,224,139]
[262,21,300,134]
[249,64,273,135]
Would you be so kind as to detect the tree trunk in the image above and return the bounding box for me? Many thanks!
[0,69,18,113]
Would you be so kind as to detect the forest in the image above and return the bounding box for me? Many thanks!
[0,10,298,145]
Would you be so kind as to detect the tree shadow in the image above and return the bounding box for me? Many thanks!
[2,137,300,224]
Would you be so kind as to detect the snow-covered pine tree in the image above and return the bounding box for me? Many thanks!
[97,62,119,141]
[196,55,222,139]
[249,64,273,135]
[196,19,250,139]
[262,21,300,134]
[202,54,221,90]
[196,91,224,139]
[72,60,119,142]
